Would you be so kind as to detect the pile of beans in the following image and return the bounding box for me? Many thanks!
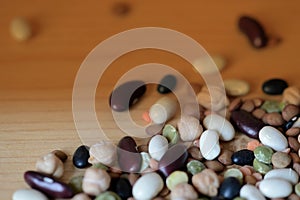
[13,74,300,200]
[12,15,300,200]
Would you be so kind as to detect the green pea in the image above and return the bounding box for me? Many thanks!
[95,191,121,200]
[68,175,84,194]
[223,168,243,184]
[163,124,179,146]
[93,163,109,170]
[261,100,285,113]
[295,183,300,196]
[187,160,206,175]
[253,158,272,174]
[254,145,273,164]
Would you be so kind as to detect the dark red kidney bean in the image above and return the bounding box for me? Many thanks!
[24,171,73,198]
[109,80,146,112]
[218,177,241,199]
[158,144,188,177]
[284,114,300,131]
[230,110,265,139]
[231,149,255,166]
[238,15,268,48]
[117,136,141,173]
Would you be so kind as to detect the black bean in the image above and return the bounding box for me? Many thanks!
[238,15,268,49]
[218,177,241,199]
[231,149,255,166]
[262,78,288,95]
[109,81,146,112]
[157,74,177,94]
[284,114,300,131]
[72,145,91,168]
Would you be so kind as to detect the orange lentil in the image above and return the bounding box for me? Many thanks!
[247,139,262,151]
[142,111,152,123]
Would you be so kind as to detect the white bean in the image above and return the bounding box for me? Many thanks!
[259,126,288,151]
[203,114,235,141]
[149,97,177,124]
[199,129,220,160]
[240,184,266,200]
[264,168,299,185]
[259,178,292,198]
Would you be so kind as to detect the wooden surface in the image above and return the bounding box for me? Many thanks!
[1,0,300,199]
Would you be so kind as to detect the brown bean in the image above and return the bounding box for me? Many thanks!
[290,152,300,164]
[128,173,140,186]
[282,104,299,121]
[52,150,68,162]
[262,112,284,126]
[241,100,255,112]
[288,137,300,152]
[204,160,224,172]
[287,193,300,200]
[229,98,242,111]
[218,149,233,165]
[245,175,257,185]
[137,145,148,153]
[158,186,170,197]
[188,146,203,161]
[253,98,264,107]
[293,163,300,176]
[283,86,300,106]
[286,127,300,137]
[252,108,266,119]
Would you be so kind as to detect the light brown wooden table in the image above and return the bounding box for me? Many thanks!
[1,1,300,199]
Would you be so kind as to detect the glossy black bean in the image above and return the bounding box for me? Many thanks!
[238,15,268,49]
[284,114,300,131]
[157,74,177,94]
[231,149,255,166]
[231,110,265,139]
[109,81,146,112]
[262,78,288,95]
[24,171,73,198]
[158,144,188,177]
[117,136,141,173]
[110,178,132,200]
[72,145,91,168]
[219,177,241,200]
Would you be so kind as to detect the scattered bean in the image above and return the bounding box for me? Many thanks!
[132,172,164,200]
[224,79,250,96]
[272,151,292,168]
[10,17,32,41]
[238,15,268,49]
[140,152,150,172]
[162,124,179,146]
[231,149,255,166]
[188,146,203,160]
[95,191,121,200]
[261,100,285,113]
[187,160,206,175]
[262,112,284,126]
[149,96,177,124]
[254,145,273,164]
[177,115,203,142]
[283,86,300,106]
[259,178,292,198]
[218,149,233,165]
[110,178,132,199]
[231,110,265,139]
[240,184,266,200]
[158,144,188,177]
[12,188,48,200]
[289,137,300,152]
[203,114,235,141]
[282,104,299,121]
[82,168,111,196]
[262,78,288,95]
[157,74,177,94]
[170,183,198,200]
[259,126,288,151]
[24,171,73,198]
[36,153,64,178]
[211,54,227,71]
[68,175,84,194]
[73,145,91,169]
[71,193,91,200]
[223,168,244,184]
[229,98,243,112]
[109,81,146,111]
[295,183,300,196]
[192,169,220,197]
[166,171,188,191]
[52,150,68,162]
[286,127,300,137]
[241,99,255,112]
[253,158,272,174]
[200,130,221,160]
[219,177,242,199]
[205,160,224,172]
[252,108,266,119]
[145,124,163,136]
[264,168,299,185]
[148,135,168,161]
[89,141,117,166]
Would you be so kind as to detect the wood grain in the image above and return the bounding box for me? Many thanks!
[1,0,300,199]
